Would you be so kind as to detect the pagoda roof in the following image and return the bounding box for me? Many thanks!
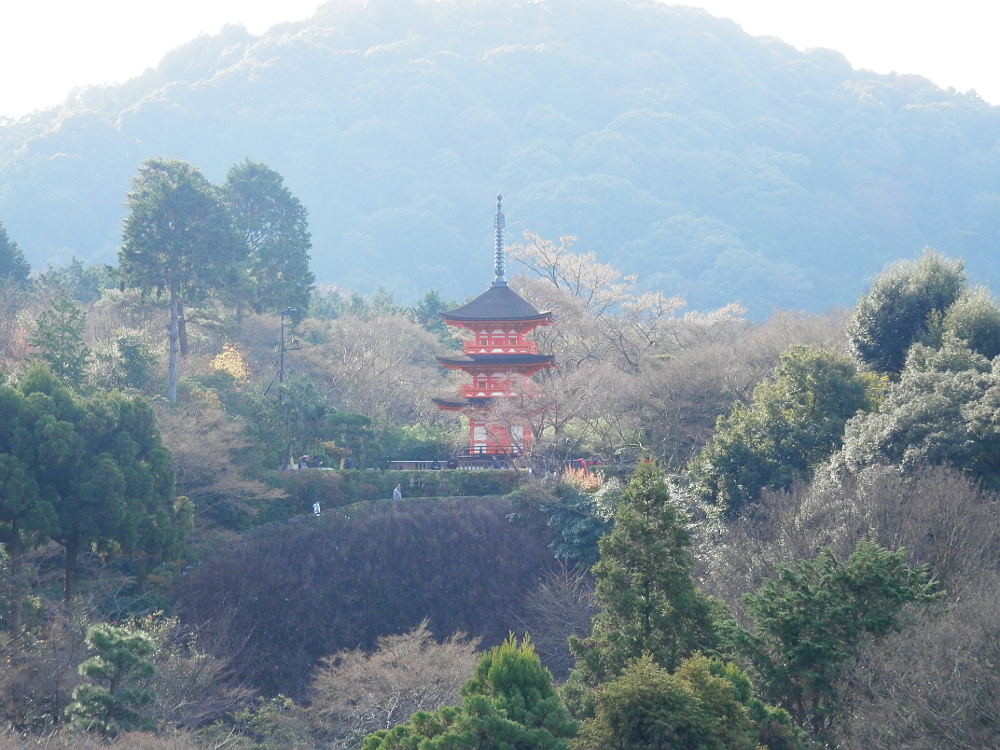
[441,285,553,324]
[432,396,491,410]
[436,353,556,368]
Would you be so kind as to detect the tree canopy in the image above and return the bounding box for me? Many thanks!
[847,250,965,375]
[0,222,30,284]
[362,636,578,750]
[573,655,765,750]
[725,541,938,741]
[12,364,178,603]
[223,159,314,317]
[689,345,875,515]
[831,336,1000,488]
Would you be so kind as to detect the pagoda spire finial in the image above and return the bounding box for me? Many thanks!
[492,192,506,287]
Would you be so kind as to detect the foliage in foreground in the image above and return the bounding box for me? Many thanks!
[569,461,716,689]
[362,636,578,750]
[572,654,796,750]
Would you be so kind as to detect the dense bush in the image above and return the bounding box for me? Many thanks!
[180,497,557,698]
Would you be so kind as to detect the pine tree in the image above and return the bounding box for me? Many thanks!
[66,624,157,736]
[363,636,578,750]
[728,541,939,739]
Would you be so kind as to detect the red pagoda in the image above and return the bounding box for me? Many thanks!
[433,195,555,456]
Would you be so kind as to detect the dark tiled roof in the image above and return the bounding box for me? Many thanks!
[431,397,473,409]
[441,285,553,323]
[436,354,556,367]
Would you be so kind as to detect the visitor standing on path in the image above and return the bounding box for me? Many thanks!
[393,483,402,499]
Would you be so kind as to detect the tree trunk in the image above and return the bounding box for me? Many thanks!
[8,520,22,634]
[168,283,179,403]
[64,532,79,605]
[178,301,189,357]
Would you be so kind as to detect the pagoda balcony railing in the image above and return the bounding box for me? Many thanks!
[459,385,522,399]
[462,342,539,355]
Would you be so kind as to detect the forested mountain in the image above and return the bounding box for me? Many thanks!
[3,0,1000,315]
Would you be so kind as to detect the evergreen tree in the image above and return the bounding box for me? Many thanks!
[726,541,939,740]
[689,345,876,516]
[119,158,244,402]
[848,249,965,375]
[66,624,157,736]
[0,222,30,284]
[573,655,762,750]
[942,287,1000,360]
[363,636,578,750]
[16,364,178,602]
[223,159,314,317]
[0,380,58,632]
[28,293,90,389]
[569,461,716,687]
[413,288,460,345]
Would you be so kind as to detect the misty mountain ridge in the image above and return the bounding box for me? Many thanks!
[2,0,999,317]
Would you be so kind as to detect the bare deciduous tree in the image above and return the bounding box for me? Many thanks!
[515,564,597,681]
[306,621,480,750]
[154,400,283,514]
[702,464,1000,621]
[839,572,1000,749]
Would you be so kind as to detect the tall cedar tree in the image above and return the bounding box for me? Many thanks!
[0,222,30,284]
[28,294,90,389]
[16,365,178,603]
[223,159,314,318]
[569,461,716,687]
[0,382,58,632]
[119,158,243,402]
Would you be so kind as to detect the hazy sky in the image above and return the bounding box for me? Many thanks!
[1,0,998,120]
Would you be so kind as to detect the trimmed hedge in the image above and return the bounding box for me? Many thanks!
[270,469,527,514]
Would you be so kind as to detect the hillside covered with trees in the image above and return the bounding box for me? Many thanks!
[1,1,1000,748]
[4,0,1000,315]
[1,148,999,746]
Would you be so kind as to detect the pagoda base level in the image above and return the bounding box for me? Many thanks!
[468,417,531,457]
[386,455,520,471]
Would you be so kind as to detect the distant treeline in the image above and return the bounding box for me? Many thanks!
[3,0,1000,315]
